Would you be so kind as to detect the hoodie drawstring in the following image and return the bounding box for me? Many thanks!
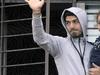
[70,37,86,75]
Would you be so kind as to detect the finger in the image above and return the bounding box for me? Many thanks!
[89,68,97,72]
[89,72,94,75]
[25,0,29,3]
[92,63,99,68]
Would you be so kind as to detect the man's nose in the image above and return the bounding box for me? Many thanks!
[69,22,75,28]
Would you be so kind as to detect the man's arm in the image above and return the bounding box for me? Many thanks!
[25,0,47,44]
[25,0,61,57]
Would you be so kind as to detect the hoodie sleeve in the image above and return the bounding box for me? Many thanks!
[32,14,61,57]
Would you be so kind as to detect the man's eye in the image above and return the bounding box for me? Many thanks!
[66,21,69,25]
[74,20,79,23]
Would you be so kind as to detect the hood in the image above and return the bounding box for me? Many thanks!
[61,7,88,40]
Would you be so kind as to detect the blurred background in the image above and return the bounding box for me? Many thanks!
[0,0,100,75]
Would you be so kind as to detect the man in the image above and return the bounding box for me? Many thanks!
[25,0,93,75]
[89,11,100,75]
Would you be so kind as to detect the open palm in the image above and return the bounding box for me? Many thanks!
[25,0,44,11]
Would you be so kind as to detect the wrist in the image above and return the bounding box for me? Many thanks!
[32,10,41,15]
[32,10,42,18]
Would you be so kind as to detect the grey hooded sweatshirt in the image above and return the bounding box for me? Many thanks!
[32,7,93,75]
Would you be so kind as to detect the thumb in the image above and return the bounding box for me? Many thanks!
[92,63,99,68]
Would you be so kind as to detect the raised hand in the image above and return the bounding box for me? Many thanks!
[25,0,44,13]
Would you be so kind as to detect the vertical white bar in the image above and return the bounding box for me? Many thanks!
[3,25,7,75]
[72,0,77,7]
[77,2,85,10]
[1,0,4,75]
[1,0,7,75]
[45,0,50,75]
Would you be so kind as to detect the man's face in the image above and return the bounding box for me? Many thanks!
[65,16,82,38]
[97,15,100,31]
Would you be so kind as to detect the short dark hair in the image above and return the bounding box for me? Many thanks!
[63,11,76,22]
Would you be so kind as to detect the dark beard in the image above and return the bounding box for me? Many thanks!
[70,31,83,38]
